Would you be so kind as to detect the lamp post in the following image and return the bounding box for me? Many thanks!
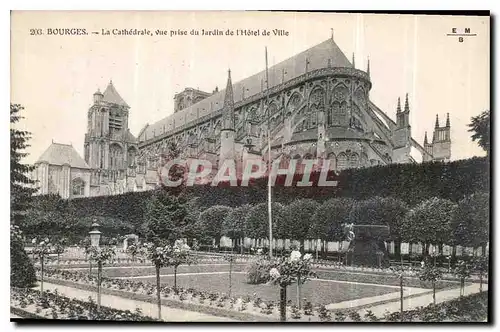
[88,222,101,277]
[242,138,254,256]
[89,222,102,248]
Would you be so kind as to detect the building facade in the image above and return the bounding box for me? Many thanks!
[34,37,451,198]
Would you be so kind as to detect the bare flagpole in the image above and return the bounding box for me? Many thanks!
[265,46,273,258]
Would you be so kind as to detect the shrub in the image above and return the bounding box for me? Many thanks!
[291,305,301,319]
[318,305,331,321]
[347,309,362,322]
[10,226,36,288]
[246,258,272,284]
[364,310,379,322]
[334,310,346,322]
[303,300,314,315]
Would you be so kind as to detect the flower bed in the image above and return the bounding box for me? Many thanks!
[32,256,249,268]
[376,291,489,322]
[41,270,276,322]
[10,287,157,321]
[36,267,487,322]
[311,260,488,283]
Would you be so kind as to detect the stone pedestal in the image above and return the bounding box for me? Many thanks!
[347,238,390,267]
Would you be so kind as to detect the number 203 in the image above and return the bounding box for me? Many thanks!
[30,29,43,36]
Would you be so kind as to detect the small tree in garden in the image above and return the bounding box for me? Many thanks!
[80,237,93,276]
[472,256,488,293]
[402,198,456,257]
[283,199,319,254]
[127,243,139,263]
[418,258,443,305]
[81,237,91,259]
[265,251,316,321]
[451,192,489,253]
[222,205,251,253]
[294,252,314,309]
[88,246,116,310]
[141,242,173,320]
[198,205,232,248]
[454,260,471,297]
[166,239,196,292]
[390,265,414,322]
[32,237,52,293]
[224,254,237,297]
[245,203,284,253]
[54,238,67,265]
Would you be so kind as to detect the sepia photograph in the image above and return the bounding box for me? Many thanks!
[10,10,490,323]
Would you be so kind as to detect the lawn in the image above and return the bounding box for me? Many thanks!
[86,262,465,306]
[99,264,460,290]
[132,272,399,305]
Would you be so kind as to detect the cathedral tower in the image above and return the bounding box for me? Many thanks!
[392,94,412,163]
[431,113,451,161]
[84,81,138,193]
[219,70,236,168]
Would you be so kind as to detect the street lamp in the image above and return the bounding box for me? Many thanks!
[89,222,102,248]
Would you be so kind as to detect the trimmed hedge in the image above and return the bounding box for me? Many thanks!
[32,157,488,223]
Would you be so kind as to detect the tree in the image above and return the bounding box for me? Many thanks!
[141,242,172,320]
[127,243,139,263]
[11,104,38,225]
[472,256,488,293]
[283,199,319,253]
[401,197,457,255]
[179,197,204,243]
[309,198,354,257]
[223,254,237,297]
[10,104,37,288]
[265,251,315,321]
[451,192,489,250]
[198,205,232,247]
[54,237,67,265]
[245,202,285,250]
[389,265,414,322]
[468,110,490,155]
[143,191,189,245]
[418,258,443,305]
[88,246,116,310]
[10,225,36,288]
[165,239,196,292]
[222,204,251,252]
[454,260,471,297]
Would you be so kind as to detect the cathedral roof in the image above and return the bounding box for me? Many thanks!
[140,38,351,142]
[37,142,90,169]
[126,130,138,143]
[103,81,129,107]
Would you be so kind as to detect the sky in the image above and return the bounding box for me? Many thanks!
[11,11,489,164]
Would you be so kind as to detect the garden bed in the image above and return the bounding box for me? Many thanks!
[10,287,157,321]
[28,266,489,322]
[43,276,276,322]
[35,268,403,322]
